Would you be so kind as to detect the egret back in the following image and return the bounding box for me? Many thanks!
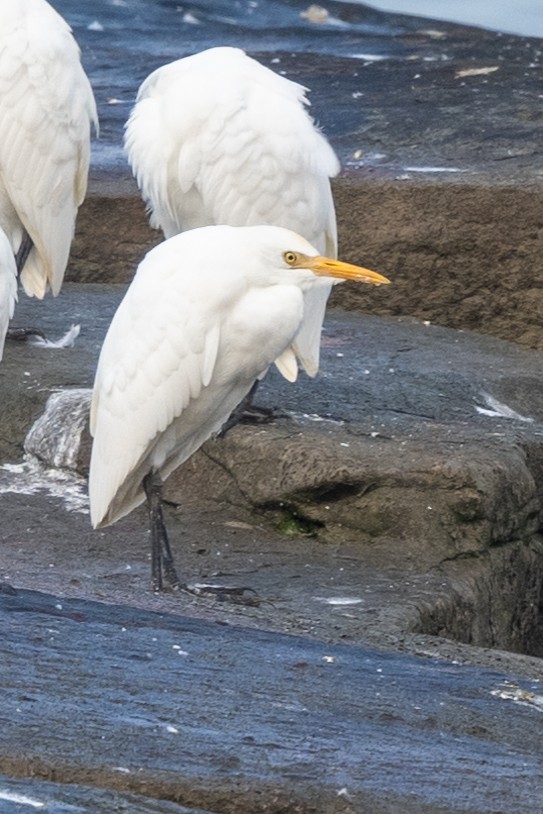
[126,48,338,239]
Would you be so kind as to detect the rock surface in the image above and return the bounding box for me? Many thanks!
[1,586,542,814]
[3,286,543,664]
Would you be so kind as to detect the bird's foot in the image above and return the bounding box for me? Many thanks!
[151,575,180,594]
[151,560,181,593]
[184,582,262,606]
[6,327,47,342]
[219,403,289,437]
[238,403,289,424]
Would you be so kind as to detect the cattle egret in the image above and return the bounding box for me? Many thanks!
[0,0,98,358]
[124,46,339,382]
[88,225,391,593]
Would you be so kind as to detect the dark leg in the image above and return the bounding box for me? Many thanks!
[143,470,180,592]
[142,470,261,604]
[6,327,47,342]
[15,230,33,274]
[219,380,288,437]
[7,229,48,344]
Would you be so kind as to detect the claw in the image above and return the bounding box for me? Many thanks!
[185,582,262,606]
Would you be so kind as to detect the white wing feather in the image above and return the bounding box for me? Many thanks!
[0,228,17,359]
[125,47,339,377]
[0,0,98,298]
[89,250,219,526]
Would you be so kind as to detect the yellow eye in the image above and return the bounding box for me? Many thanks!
[283,251,298,265]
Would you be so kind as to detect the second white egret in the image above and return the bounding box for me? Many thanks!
[124,46,340,381]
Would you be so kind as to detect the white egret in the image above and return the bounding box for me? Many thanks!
[88,225,390,593]
[124,46,339,383]
[0,0,98,358]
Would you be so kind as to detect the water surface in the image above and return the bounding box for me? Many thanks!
[361,0,543,37]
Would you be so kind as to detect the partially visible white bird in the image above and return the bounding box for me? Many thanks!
[0,0,98,358]
[88,224,390,593]
[124,46,339,380]
[0,231,18,359]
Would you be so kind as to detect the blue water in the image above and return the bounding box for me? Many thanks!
[360,0,543,37]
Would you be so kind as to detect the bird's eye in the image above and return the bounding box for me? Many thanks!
[283,251,298,266]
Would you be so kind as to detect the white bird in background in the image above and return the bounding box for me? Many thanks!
[0,0,98,359]
[124,46,340,384]
[88,225,390,593]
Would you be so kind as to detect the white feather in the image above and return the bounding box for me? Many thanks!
[30,323,80,348]
[273,347,299,383]
[124,46,339,380]
[0,229,17,360]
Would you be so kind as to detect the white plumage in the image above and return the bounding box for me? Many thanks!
[88,225,390,590]
[124,46,340,378]
[0,231,17,360]
[0,0,98,356]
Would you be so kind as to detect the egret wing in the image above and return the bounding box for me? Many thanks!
[89,251,222,528]
[290,200,338,377]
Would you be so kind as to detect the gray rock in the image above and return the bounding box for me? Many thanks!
[0,586,542,814]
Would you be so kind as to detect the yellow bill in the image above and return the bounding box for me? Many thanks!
[285,250,390,285]
[305,255,391,286]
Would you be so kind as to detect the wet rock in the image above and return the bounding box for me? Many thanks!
[0,775,210,814]
[0,587,542,814]
[25,389,92,470]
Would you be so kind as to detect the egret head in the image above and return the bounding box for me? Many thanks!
[241,225,391,288]
[159,225,391,292]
